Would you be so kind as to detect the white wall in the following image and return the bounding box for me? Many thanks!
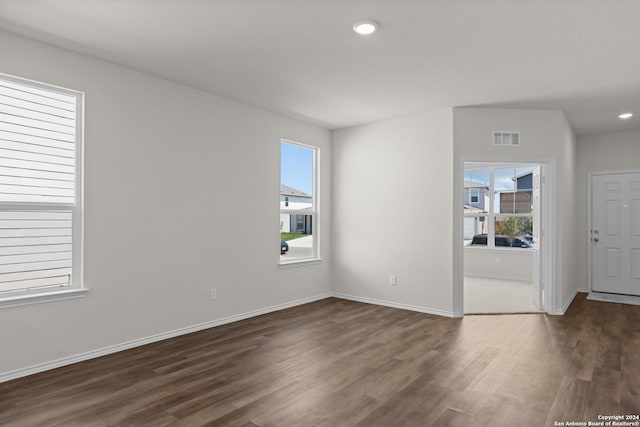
[453,108,576,314]
[0,30,332,377]
[575,129,640,292]
[332,109,456,316]
[464,249,532,281]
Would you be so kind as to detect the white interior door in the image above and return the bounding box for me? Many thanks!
[531,165,542,309]
[591,172,640,296]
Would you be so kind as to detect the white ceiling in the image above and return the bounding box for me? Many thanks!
[1,0,639,135]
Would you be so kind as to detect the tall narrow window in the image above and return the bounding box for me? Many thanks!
[0,74,84,305]
[280,140,318,263]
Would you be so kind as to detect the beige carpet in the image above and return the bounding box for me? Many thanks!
[464,276,542,314]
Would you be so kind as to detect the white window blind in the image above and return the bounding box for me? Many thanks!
[0,75,81,298]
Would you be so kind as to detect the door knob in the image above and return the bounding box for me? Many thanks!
[593,237,599,242]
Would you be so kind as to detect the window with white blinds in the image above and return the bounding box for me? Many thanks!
[0,74,83,303]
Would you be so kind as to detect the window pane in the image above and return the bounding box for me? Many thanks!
[464,169,489,211]
[465,216,488,246]
[493,166,534,214]
[280,215,313,260]
[464,169,489,247]
[281,142,313,207]
[494,216,533,248]
[280,141,315,261]
[0,209,73,293]
[0,79,76,205]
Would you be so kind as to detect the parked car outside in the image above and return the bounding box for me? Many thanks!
[470,234,532,248]
[281,240,289,255]
[512,237,533,248]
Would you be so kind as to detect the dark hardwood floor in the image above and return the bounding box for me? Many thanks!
[1,293,639,426]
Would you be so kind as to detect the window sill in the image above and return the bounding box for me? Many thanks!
[464,246,534,253]
[279,258,323,268]
[0,288,89,309]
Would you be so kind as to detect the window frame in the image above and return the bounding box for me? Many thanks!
[279,139,320,266]
[464,164,534,252]
[0,73,86,308]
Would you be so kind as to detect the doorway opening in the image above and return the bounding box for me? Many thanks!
[463,162,546,314]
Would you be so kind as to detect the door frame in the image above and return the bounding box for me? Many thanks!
[456,157,556,315]
[586,168,640,295]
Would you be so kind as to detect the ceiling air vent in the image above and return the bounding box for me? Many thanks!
[493,131,521,146]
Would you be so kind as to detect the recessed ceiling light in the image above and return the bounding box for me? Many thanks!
[619,112,633,119]
[353,21,378,35]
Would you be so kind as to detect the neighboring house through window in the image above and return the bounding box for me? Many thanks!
[0,74,84,306]
[464,164,535,249]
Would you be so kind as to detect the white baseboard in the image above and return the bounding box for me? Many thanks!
[549,289,578,315]
[332,292,462,318]
[587,292,640,306]
[0,292,332,384]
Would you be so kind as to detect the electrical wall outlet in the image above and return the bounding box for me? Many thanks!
[210,288,217,300]
[390,275,397,286]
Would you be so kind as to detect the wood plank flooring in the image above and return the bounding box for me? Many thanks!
[1,293,639,426]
